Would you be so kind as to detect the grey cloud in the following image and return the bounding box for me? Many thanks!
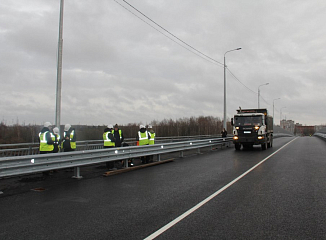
[1,0,326,126]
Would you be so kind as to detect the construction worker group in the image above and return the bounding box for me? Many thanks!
[38,122,76,154]
[39,123,155,160]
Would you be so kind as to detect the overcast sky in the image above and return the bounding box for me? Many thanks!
[1,0,326,126]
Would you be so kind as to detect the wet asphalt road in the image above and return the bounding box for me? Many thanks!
[1,136,326,239]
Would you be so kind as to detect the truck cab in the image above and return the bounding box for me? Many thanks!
[231,108,273,150]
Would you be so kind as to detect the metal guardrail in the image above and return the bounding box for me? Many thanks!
[0,135,218,157]
[0,134,293,157]
[314,132,326,141]
[0,137,233,179]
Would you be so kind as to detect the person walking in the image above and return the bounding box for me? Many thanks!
[221,128,227,138]
[221,128,228,147]
[112,124,124,147]
[39,122,54,154]
[62,124,76,152]
[136,125,150,164]
[52,127,61,153]
[103,124,115,169]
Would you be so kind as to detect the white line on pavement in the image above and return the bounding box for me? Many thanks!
[144,137,298,240]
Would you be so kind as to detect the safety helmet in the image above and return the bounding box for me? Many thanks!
[64,124,71,131]
[148,125,152,129]
[108,124,113,129]
[53,127,59,134]
[139,125,145,129]
[44,122,51,128]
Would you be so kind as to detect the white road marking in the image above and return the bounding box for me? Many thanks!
[144,137,298,240]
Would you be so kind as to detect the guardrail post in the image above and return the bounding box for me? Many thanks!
[180,151,184,158]
[197,148,200,154]
[72,167,83,179]
[28,146,32,155]
[124,159,128,168]
[157,154,161,162]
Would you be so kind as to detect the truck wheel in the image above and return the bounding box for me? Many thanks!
[235,143,241,150]
[261,142,267,150]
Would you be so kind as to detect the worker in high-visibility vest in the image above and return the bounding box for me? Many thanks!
[148,125,155,145]
[112,124,124,147]
[103,124,116,169]
[103,124,115,148]
[52,127,61,153]
[61,124,76,152]
[136,125,150,164]
[147,125,155,163]
[38,122,54,154]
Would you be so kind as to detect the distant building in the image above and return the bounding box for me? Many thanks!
[294,125,315,136]
[280,119,295,133]
[280,120,326,136]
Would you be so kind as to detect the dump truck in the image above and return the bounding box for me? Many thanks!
[231,108,273,150]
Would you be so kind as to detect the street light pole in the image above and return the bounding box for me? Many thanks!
[223,47,241,130]
[273,98,280,126]
[55,0,64,130]
[258,83,269,108]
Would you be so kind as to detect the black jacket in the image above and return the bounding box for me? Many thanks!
[104,128,115,142]
[62,128,76,151]
[113,128,124,147]
[221,130,227,138]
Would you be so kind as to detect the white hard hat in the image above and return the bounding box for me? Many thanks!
[53,127,59,134]
[64,124,71,131]
[148,125,152,129]
[44,122,51,128]
[108,124,113,129]
[140,125,145,129]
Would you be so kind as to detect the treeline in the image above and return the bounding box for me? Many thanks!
[0,116,230,144]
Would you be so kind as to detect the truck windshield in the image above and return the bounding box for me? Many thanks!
[234,116,262,126]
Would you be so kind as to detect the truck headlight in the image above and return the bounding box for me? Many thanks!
[254,126,260,130]
[235,127,240,130]
[233,136,239,140]
[258,136,264,140]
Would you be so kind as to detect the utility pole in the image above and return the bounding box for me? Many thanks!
[223,48,241,130]
[55,0,64,130]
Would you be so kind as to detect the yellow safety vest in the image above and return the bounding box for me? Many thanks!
[103,131,115,147]
[138,131,149,146]
[39,131,54,152]
[63,130,76,149]
[148,132,155,145]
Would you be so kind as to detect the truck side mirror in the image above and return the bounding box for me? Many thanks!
[231,118,234,126]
